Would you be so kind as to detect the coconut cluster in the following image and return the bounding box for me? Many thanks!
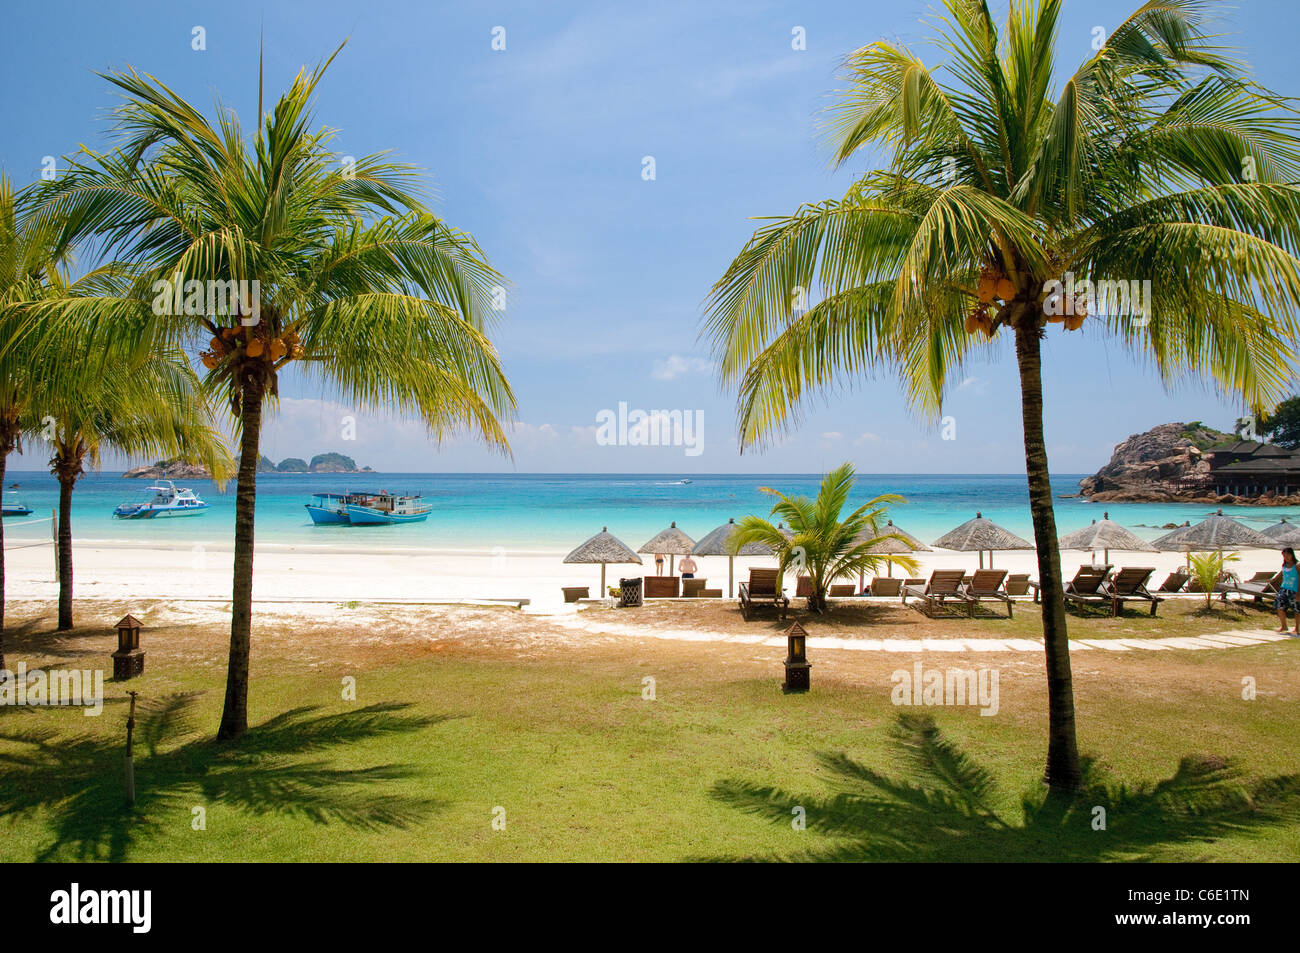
[965,265,1015,337]
[200,326,302,369]
[967,261,1087,335]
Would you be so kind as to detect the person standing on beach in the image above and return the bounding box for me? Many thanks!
[679,554,697,579]
[1276,547,1299,635]
[655,553,665,576]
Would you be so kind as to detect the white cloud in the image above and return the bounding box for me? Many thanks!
[651,355,715,381]
[507,421,558,440]
[854,432,882,445]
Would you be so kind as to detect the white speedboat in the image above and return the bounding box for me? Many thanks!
[113,481,209,519]
[2,484,32,517]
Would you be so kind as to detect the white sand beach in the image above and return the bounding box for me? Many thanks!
[6,534,1290,613]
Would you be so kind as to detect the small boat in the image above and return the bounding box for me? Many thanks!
[305,492,367,524]
[679,479,693,485]
[113,481,209,519]
[343,491,431,525]
[2,484,32,517]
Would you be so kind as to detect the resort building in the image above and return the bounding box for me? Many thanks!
[1203,440,1300,496]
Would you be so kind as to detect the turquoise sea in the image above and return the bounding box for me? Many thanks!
[4,471,1295,555]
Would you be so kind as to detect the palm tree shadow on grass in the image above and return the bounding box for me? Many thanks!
[0,695,453,861]
[703,713,1300,862]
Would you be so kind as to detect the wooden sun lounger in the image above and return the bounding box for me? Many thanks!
[828,583,856,597]
[963,569,1012,618]
[739,568,789,620]
[1217,571,1280,606]
[1030,564,1111,604]
[902,569,969,616]
[1004,573,1031,597]
[1155,570,1190,593]
[1060,565,1114,613]
[870,577,903,597]
[1104,567,1160,616]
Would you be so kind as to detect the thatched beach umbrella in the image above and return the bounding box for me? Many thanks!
[857,519,932,587]
[564,527,643,595]
[694,517,773,597]
[1262,517,1300,546]
[1057,511,1153,565]
[638,521,696,575]
[932,512,1033,568]
[1152,509,1276,553]
[1153,510,1277,571]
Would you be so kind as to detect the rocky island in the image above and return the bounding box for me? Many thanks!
[122,460,215,479]
[1079,422,1300,505]
[127,451,373,478]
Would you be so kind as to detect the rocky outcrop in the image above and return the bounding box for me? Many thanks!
[1080,422,1300,505]
[124,460,213,479]
[308,452,364,473]
[129,453,371,477]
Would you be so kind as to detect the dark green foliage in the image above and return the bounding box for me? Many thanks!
[1261,396,1300,449]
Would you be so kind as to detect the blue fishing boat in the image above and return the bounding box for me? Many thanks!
[2,484,32,517]
[343,491,431,525]
[305,492,365,524]
[113,481,209,519]
[306,491,431,525]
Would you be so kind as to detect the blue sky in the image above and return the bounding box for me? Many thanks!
[2,0,1295,474]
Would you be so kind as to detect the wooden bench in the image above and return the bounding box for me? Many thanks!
[561,586,589,603]
[643,576,680,598]
[682,578,709,597]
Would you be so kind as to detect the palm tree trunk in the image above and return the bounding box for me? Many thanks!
[217,382,264,741]
[56,472,74,631]
[809,579,827,613]
[1014,325,1082,793]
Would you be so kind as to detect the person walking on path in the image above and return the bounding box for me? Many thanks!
[1276,547,1299,634]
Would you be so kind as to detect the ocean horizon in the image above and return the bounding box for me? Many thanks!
[5,470,1295,555]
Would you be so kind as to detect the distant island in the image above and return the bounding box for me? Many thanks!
[1079,421,1300,504]
[126,452,373,478]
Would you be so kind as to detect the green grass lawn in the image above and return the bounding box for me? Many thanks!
[2,614,1297,862]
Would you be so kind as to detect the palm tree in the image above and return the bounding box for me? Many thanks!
[1188,550,1240,609]
[0,174,79,672]
[28,336,231,630]
[702,0,1300,792]
[33,49,516,739]
[731,462,918,612]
